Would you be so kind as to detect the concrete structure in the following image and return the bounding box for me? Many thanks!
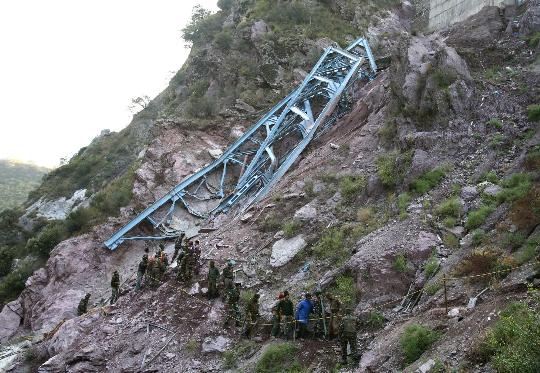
[414,0,526,31]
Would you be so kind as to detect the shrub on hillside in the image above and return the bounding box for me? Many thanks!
[393,252,409,272]
[366,311,385,329]
[339,174,366,202]
[25,222,67,259]
[465,205,494,230]
[496,173,531,203]
[330,275,356,308]
[527,104,540,121]
[397,193,410,220]
[312,227,347,263]
[400,324,440,364]
[255,343,303,373]
[282,220,301,238]
[486,118,503,129]
[436,197,462,219]
[0,260,37,306]
[410,167,446,195]
[0,246,15,277]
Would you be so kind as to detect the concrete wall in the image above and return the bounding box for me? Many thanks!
[414,0,525,31]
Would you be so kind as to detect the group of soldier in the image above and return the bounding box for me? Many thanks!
[77,233,358,366]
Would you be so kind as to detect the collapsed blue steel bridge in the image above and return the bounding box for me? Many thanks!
[105,37,377,250]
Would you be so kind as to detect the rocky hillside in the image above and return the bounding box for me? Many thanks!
[0,160,48,212]
[1,0,540,372]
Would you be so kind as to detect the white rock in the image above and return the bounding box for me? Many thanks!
[417,359,436,373]
[270,235,307,267]
[165,352,175,359]
[230,125,244,139]
[448,307,460,317]
[330,143,339,149]
[208,148,223,159]
[483,184,502,197]
[22,189,88,222]
[294,203,317,221]
[188,282,200,295]
[202,335,231,353]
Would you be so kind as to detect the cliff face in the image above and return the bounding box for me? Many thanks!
[1,1,540,372]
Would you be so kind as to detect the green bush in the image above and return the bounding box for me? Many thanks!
[393,252,408,272]
[0,260,38,306]
[217,0,233,11]
[312,228,347,263]
[442,233,459,249]
[410,167,446,195]
[214,30,233,50]
[527,104,540,122]
[330,275,357,308]
[502,231,526,250]
[436,198,462,219]
[282,220,301,238]
[482,301,540,373]
[443,216,457,228]
[25,222,67,259]
[516,235,540,264]
[255,343,303,373]
[397,193,410,220]
[496,173,531,203]
[400,324,440,364]
[481,171,499,184]
[366,311,385,329]
[465,205,494,230]
[487,118,503,129]
[490,133,505,148]
[0,246,15,277]
[423,255,439,278]
[339,175,366,202]
[424,282,442,295]
[378,120,397,143]
[223,340,257,369]
[433,68,456,88]
[376,152,411,188]
[182,6,223,45]
[471,229,486,247]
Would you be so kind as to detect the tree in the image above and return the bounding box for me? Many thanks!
[129,95,150,114]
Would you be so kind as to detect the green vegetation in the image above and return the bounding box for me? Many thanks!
[465,205,494,230]
[527,104,540,121]
[339,174,366,202]
[442,232,459,249]
[496,173,531,204]
[376,151,411,188]
[526,32,540,48]
[400,324,440,364]
[443,217,457,228]
[0,259,40,306]
[424,282,442,296]
[410,167,446,195]
[525,146,540,171]
[223,340,257,369]
[480,300,540,372]
[255,342,303,373]
[423,254,439,278]
[330,275,357,308]
[184,339,199,354]
[455,249,514,283]
[393,252,409,272]
[480,171,499,184]
[486,118,503,129]
[181,6,224,45]
[397,192,410,220]
[515,234,540,264]
[490,133,505,148]
[260,214,282,232]
[366,311,385,329]
[378,120,397,144]
[25,221,66,259]
[433,68,456,88]
[0,160,48,212]
[282,220,301,238]
[436,197,462,219]
[312,227,347,264]
[214,29,233,50]
[471,229,486,247]
[501,231,526,251]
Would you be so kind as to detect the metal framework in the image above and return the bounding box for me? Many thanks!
[104,37,377,250]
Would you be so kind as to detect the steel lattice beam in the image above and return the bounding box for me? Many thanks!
[104,37,377,250]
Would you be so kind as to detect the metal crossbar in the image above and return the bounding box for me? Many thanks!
[104,37,377,250]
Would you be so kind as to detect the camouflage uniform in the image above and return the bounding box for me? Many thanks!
[271,306,280,337]
[243,294,260,338]
[146,256,157,287]
[313,293,325,338]
[136,254,148,291]
[277,295,294,340]
[110,271,120,304]
[224,284,241,327]
[172,234,185,263]
[222,263,234,295]
[327,295,341,339]
[77,293,91,316]
[207,261,220,299]
[339,311,359,365]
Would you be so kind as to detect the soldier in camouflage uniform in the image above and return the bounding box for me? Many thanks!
[221,261,234,298]
[243,293,260,338]
[224,282,241,327]
[77,293,91,316]
[135,250,148,291]
[146,254,157,287]
[277,290,294,340]
[312,290,326,339]
[339,306,359,366]
[172,233,185,263]
[207,260,220,299]
[110,270,120,304]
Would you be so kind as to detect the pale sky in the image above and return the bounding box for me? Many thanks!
[0,0,218,168]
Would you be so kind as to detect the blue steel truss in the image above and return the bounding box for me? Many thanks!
[104,38,376,250]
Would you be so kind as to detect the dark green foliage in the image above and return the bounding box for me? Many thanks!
[25,222,67,259]
[481,301,540,373]
[330,275,357,308]
[525,146,540,171]
[0,246,15,277]
[465,205,494,230]
[186,96,215,118]
[400,324,440,364]
[223,341,257,369]
[527,104,540,121]
[423,254,439,278]
[527,32,540,48]
[181,6,223,45]
[339,174,366,202]
[433,68,457,88]
[214,30,233,50]
[255,343,303,373]
[217,0,233,11]
[282,220,301,238]
[366,311,385,329]
[0,160,48,212]
[471,229,486,247]
[516,234,540,264]
[313,227,347,263]
[0,259,40,306]
[376,151,412,188]
[480,171,499,184]
[410,167,446,195]
[501,231,526,250]
[496,173,531,203]
[436,198,462,219]
[487,118,503,129]
[397,192,410,219]
[393,252,408,272]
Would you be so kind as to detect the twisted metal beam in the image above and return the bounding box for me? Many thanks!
[104,37,377,250]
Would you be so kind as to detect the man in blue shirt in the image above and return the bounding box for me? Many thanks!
[295,292,313,339]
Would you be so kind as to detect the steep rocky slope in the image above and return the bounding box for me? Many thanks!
[1,1,540,372]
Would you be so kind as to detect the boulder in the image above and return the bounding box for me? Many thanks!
[417,359,436,373]
[250,20,269,42]
[461,185,478,201]
[230,125,244,139]
[293,203,317,221]
[208,148,223,159]
[483,184,502,197]
[0,299,22,343]
[234,99,256,114]
[270,235,307,267]
[405,149,436,184]
[202,336,230,353]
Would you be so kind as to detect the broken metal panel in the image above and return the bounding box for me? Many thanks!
[104,37,377,250]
